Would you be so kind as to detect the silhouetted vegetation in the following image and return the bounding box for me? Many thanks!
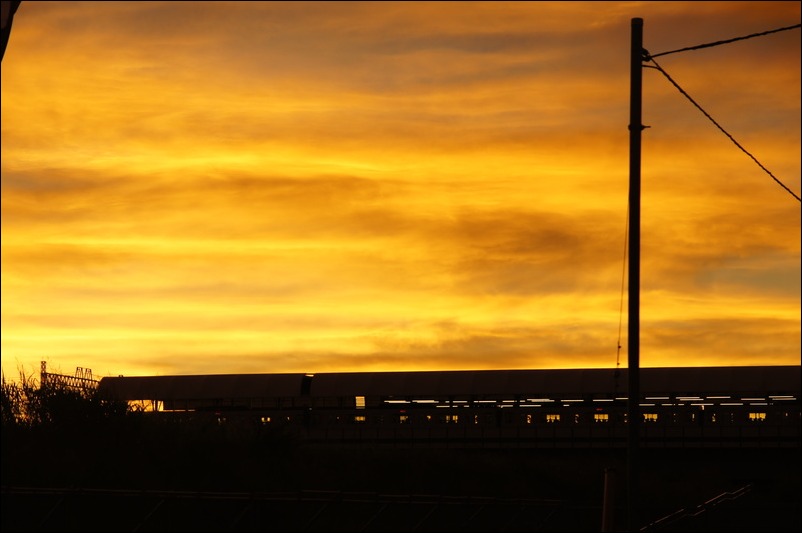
[1,367,302,491]
[2,369,130,430]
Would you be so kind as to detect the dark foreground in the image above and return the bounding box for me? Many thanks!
[2,441,800,532]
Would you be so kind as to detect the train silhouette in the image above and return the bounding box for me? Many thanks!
[98,365,800,448]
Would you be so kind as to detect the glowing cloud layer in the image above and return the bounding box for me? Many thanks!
[2,1,799,379]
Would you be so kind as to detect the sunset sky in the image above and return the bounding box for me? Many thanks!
[1,1,800,380]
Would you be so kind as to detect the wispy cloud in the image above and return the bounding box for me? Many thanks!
[2,1,799,378]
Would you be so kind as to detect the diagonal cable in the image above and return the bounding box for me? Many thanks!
[645,55,801,202]
[650,23,801,59]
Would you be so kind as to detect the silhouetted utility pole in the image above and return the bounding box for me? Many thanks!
[628,16,644,532]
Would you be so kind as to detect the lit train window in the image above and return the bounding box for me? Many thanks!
[643,413,658,423]
[261,416,272,424]
[525,414,533,425]
[445,414,459,424]
[748,412,766,422]
[399,415,409,424]
[355,396,366,409]
[354,415,366,423]
[594,413,609,423]
[546,414,560,423]
[130,400,160,412]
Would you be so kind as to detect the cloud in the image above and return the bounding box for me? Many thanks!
[2,1,799,379]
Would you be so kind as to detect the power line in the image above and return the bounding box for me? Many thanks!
[644,56,801,202]
[616,201,628,374]
[649,23,801,59]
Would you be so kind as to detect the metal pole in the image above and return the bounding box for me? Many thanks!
[628,16,643,533]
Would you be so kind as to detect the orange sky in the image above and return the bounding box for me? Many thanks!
[1,1,800,380]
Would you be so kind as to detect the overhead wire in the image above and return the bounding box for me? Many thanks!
[643,22,801,202]
[615,200,628,389]
[649,23,801,59]
[644,55,801,202]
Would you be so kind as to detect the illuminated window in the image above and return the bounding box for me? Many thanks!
[426,415,432,422]
[399,415,409,424]
[131,400,162,412]
[354,415,366,423]
[749,412,766,422]
[643,413,658,423]
[525,414,533,425]
[260,416,272,424]
[355,396,366,409]
[445,414,459,424]
[594,413,609,423]
[546,414,560,423]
